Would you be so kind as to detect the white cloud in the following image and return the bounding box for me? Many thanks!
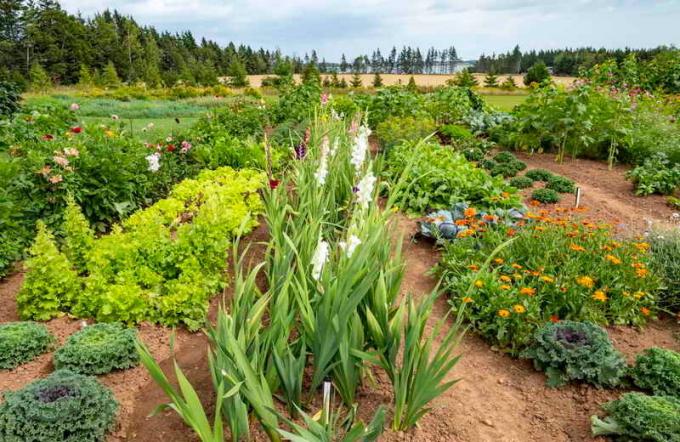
[59,0,680,59]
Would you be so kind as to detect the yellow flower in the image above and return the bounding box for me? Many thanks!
[462,297,474,303]
[474,280,484,288]
[540,276,555,283]
[493,258,504,265]
[633,242,650,252]
[569,243,586,252]
[634,291,646,299]
[497,309,511,318]
[105,130,115,138]
[576,276,595,288]
[500,275,512,283]
[592,290,608,302]
[519,287,536,296]
[513,273,523,280]
[500,284,511,290]
[605,254,622,265]
[513,304,526,314]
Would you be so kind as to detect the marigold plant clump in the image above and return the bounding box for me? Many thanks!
[631,347,680,396]
[531,188,561,204]
[522,321,627,387]
[525,168,554,182]
[54,323,139,375]
[546,174,576,194]
[0,322,54,369]
[0,369,118,442]
[437,206,659,353]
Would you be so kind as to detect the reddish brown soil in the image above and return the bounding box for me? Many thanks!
[1,157,678,442]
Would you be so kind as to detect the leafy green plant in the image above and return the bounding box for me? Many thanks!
[626,152,680,196]
[525,168,554,182]
[276,404,386,442]
[375,116,435,149]
[546,174,576,193]
[0,369,118,442]
[648,228,680,311]
[0,322,54,369]
[54,323,139,375]
[509,176,534,189]
[490,161,525,178]
[17,221,80,320]
[461,147,484,162]
[522,321,627,387]
[493,151,518,164]
[62,194,95,273]
[531,188,561,204]
[591,393,680,441]
[385,141,520,214]
[631,347,680,396]
[439,124,473,141]
[478,158,497,171]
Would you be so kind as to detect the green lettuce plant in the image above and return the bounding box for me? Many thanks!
[591,393,680,441]
[631,347,680,396]
[54,323,139,375]
[0,369,118,442]
[522,321,627,388]
[0,322,54,369]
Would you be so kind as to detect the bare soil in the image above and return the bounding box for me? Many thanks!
[1,156,678,442]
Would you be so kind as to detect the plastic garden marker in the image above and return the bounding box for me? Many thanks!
[575,187,581,208]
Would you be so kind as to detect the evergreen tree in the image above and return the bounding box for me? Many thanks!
[484,71,499,87]
[350,72,362,88]
[407,75,417,91]
[77,65,93,88]
[453,69,477,88]
[340,54,348,72]
[338,77,348,88]
[102,61,121,88]
[500,76,517,90]
[227,59,248,87]
[524,62,551,86]
[29,63,51,92]
[301,62,320,86]
[330,71,340,87]
[372,72,383,88]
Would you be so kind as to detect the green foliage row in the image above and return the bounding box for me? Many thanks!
[626,152,680,196]
[522,321,627,388]
[0,322,54,370]
[0,369,118,442]
[17,167,264,329]
[54,323,139,375]
[384,141,521,214]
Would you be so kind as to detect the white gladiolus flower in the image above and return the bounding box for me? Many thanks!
[311,237,329,281]
[145,152,161,172]
[314,155,328,186]
[350,125,371,172]
[330,137,339,157]
[339,234,361,258]
[355,170,376,208]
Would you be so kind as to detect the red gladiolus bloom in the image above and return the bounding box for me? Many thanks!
[550,315,560,323]
[269,179,280,190]
[166,144,176,152]
[42,134,54,141]
[71,126,82,134]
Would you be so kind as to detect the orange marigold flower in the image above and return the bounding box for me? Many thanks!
[474,280,484,288]
[550,314,560,323]
[605,254,622,265]
[464,207,477,218]
[462,297,474,303]
[530,200,541,207]
[633,242,650,252]
[576,276,595,288]
[500,275,512,283]
[592,290,608,302]
[497,309,511,318]
[513,304,526,314]
[500,284,511,290]
[569,243,586,252]
[455,219,469,226]
[506,228,516,237]
[468,264,480,271]
[519,287,536,296]
[540,276,555,283]
[632,262,646,269]
[512,263,523,269]
[483,214,497,222]
[640,307,650,316]
[636,268,649,278]
[501,192,510,198]
[494,258,504,265]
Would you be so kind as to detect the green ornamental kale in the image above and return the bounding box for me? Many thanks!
[0,369,118,442]
[631,347,680,396]
[53,323,140,375]
[0,322,54,369]
[591,393,680,441]
[522,321,627,388]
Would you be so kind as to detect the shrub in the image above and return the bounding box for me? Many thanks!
[438,210,659,353]
[546,174,576,193]
[375,116,436,149]
[626,152,680,196]
[531,188,561,204]
[591,393,680,442]
[0,322,54,369]
[384,141,520,214]
[509,176,534,189]
[0,81,21,118]
[522,321,627,387]
[525,168,554,182]
[478,159,497,171]
[648,229,680,311]
[524,62,551,86]
[54,323,139,375]
[490,160,527,178]
[631,347,680,396]
[462,147,484,162]
[17,222,80,321]
[493,151,518,163]
[0,369,118,442]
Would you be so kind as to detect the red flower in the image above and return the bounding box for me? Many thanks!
[70,126,82,134]
[269,179,280,190]
[166,144,176,152]
[550,315,560,323]
[42,134,54,141]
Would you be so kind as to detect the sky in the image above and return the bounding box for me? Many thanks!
[60,0,680,60]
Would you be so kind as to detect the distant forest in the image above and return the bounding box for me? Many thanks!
[0,0,674,87]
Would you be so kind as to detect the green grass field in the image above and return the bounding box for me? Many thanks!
[480,93,528,111]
